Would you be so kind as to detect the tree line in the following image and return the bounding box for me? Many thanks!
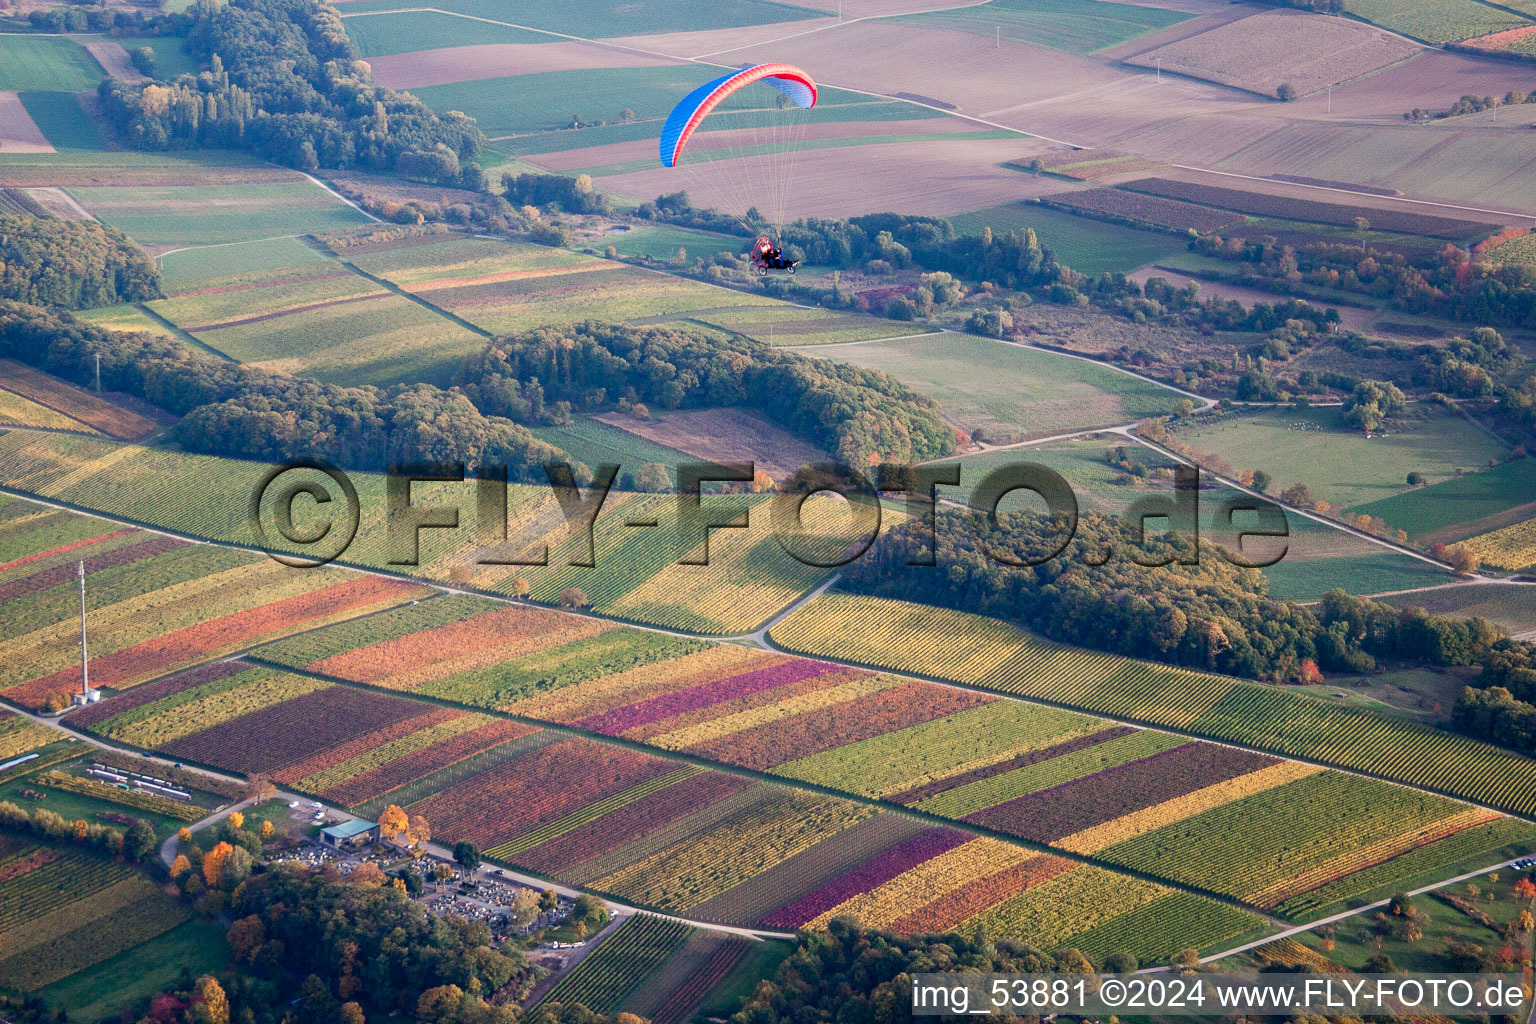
[0,300,566,477]
[1457,642,1536,755]
[458,321,958,467]
[840,507,1505,682]
[0,214,162,309]
[97,0,486,185]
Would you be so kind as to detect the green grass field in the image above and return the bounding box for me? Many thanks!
[37,917,228,1020]
[1350,457,1536,539]
[343,9,550,55]
[151,255,484,387]
[115,35,200,80]
[0,37,104,92]
[948,203,1188,276]
[67,182,374,250]
[334,0,808,38]
[17,92,105,151]
[899,0,1191,53]
[1170,407,1510,513]
[1343,0,1532,42]
[1259,550,1452,601]
[530,418,692,482]
[414,68,926,139]
[74,304,179,339]
[808,334,1187,443]
[158,234,334,284]
[598,224,749,261]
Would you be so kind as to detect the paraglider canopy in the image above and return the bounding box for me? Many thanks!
[659,63,818,168]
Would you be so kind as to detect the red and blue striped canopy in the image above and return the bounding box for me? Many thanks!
[659,63,818,168]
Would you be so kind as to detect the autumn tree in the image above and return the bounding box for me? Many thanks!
[177,826,193,845]
[378,805,409,844]
[350,862,386,888]
[228,811,244,830]
[170,853,191,878]
[259,819,275,840]
[227,915,266,963]
[559,586,589,608]
[409,815,431,857]
[340,1003,365,1024]
[203,841,234,888]
[192,976,229,1024]
[1513,877,1535,900]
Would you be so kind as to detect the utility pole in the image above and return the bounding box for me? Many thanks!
[995,25,1000,47]
[78,560,90,702]
[1327,84,1332,113]
[94,352,101,392]
[1156,57,1162,83]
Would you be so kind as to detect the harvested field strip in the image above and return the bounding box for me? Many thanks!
[5,573,423,706]
[410,261,616,291]
[162,683,427,775]
[531,915,692,1015]
[320,718,539,807]
[0,361,158,440]
[772,594,1536,816]
[760,827,972,928]
[0,534,184,605]
[1100,771,1465,900]
[964,865,1169,949]
[888,727,1136,805]
[1274,817,1536,919]
[1070,891,1261,964]
[409,739,676,850]
[1056,760,1326,854]
[700,679,995,773]
[646,936,748,1024]
[108,669,330,749]
[1246,807,1504,908]
[488,765,707,858]
[1037,190,1240,233]
[0,528,135,576]
[517,771,756,875]
[1121,178,1491,239]
[807,837,1045,932]
[168,271,354,298]
[963,742,1279,842]
[590,791,875,913]
[918,731,1188,820]
[279,707,465,787]
[186,290,390,331]
[889,849,1076,935]
[352,730,557,819]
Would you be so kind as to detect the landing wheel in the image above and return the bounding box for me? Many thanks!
[786,264,796,275]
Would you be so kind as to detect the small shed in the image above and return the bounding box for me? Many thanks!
[319,819,379,849]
